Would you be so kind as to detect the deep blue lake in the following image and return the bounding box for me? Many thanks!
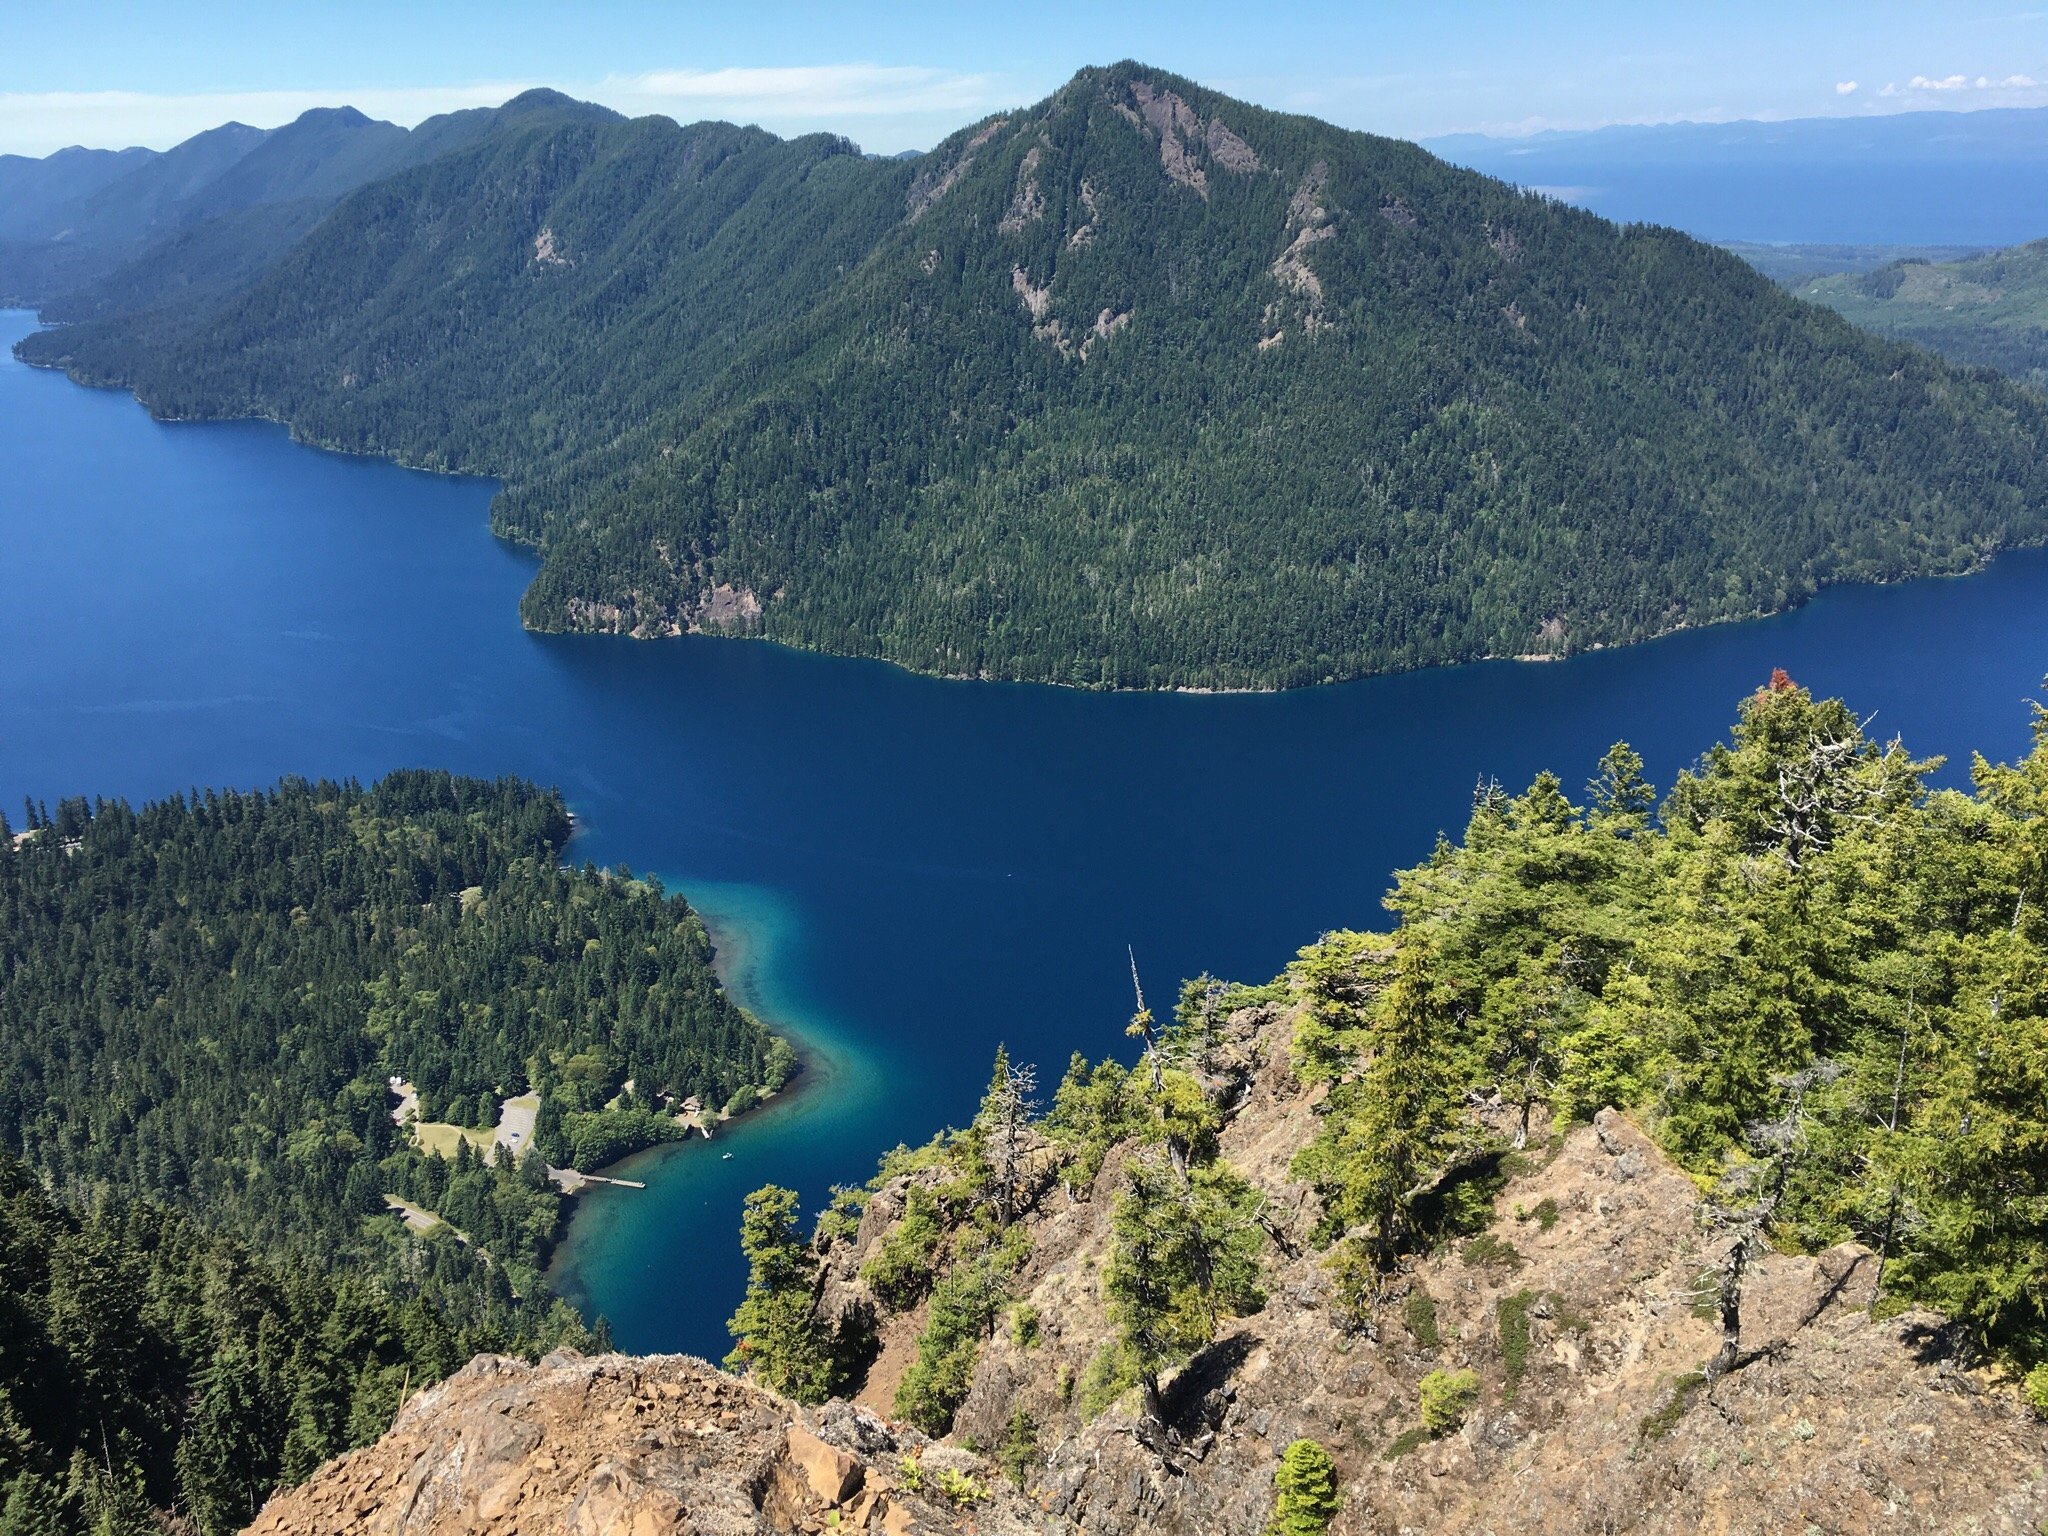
[4,306,2046,1361]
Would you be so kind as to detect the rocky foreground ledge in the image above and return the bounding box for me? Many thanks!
[242,1349,1047,1535]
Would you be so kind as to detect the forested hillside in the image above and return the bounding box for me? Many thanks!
[1802,238,2048,389]
[731,676,2048,1509]
[23,64,2048,689]
[0,772,782,1534]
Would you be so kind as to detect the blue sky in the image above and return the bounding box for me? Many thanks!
[4,0,2046,157]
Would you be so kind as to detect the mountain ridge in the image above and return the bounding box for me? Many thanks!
[19,63,2048,689]
[242,1048,2048,1534]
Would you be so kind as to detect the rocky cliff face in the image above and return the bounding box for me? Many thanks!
[250,1003,2048,1535]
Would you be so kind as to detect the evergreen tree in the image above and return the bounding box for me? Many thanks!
[0,1472,64,1536]
[724,1187,834,1404]
[175,1348,274,1534]
[1267,1437,1341,1536]
[1290,942,1473,1263]
[1103,1153,1265,1425]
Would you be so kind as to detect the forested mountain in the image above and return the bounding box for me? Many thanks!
[1801,238,2048,390]
[0,95,551,307]
[0,143,156,235]
[0,125,268,302]
[23,63,2048,688]
[0,772,782,1533]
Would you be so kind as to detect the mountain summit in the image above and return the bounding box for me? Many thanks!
[22,64,2048,688]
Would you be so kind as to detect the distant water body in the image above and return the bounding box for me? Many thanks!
[4,307,2047,1359]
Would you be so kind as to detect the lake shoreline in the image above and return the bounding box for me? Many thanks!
[537,875,862,1333]
[11,310,2044,702]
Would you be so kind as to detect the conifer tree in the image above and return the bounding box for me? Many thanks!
[724,1186,834,1404]
[0,1472,64,1536]
[175,1348,274,1534]
[1291,941,1472,1265]
[1267,1437,1341,1536]
[1103,1152,1264,1426]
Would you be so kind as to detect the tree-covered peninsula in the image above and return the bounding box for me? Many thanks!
[21,64,2048,689]
[0,771,785,1533]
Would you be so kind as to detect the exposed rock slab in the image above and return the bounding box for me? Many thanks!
[243,1352,1055,1536]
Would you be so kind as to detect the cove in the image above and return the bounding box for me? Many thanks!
[5,305,2048,1363]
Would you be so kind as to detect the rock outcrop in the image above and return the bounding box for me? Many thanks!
[243,1352,1051,1536]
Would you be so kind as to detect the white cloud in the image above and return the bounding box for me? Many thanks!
[0,65,1007,157]
[598,65,999,120]
[1877,70,2041,101]
[1835,80,1859,95]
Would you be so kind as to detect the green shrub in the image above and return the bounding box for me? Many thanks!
[1010,1303,1041,1349]
[1401,1288,1441,1348]
[2024,1363,2048,1419]
[1418,1368,1481,1435]
[861,1185,944,1312]
[1497,1290,1536,1396]
[998,1405,1039,1489]
[1076,1340,1142,1420]
[1382,1426,1430,1461]
[1526,1197,1560,1231]
[816,1184,866,1244]
[1267,1438,1341,1535]
[1636,1371,1706,1442]
[932,1465,989,1506]
[1324,1236,1378,1334]
[1458,1232,1525,1271]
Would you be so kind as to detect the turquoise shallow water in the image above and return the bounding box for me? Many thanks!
[542,880,895,1340]
[5,306,2048,1360]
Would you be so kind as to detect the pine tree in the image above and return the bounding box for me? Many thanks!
[1103,1153,1264,1425]
[175,1347,275,1534]
[724,1187,833,1403]
[1267,1437,1341,1535]
[1586,742,1654,829]
[1291,941,1472,1265]
[971,1046,1038,1225]
[0,1472,64,1536]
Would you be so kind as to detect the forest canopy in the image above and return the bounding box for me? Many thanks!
[0,771,780,1534]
